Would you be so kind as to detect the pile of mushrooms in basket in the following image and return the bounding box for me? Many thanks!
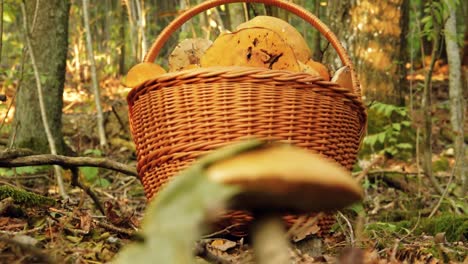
[123,15,351,90]
[118,15,362,264]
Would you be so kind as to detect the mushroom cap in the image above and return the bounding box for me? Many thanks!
[200,27,300,71]
[168,38,212,72]
[123,62,166,88]
[236,16,312,63]
[206,144,363,213]
[332,66,352,91]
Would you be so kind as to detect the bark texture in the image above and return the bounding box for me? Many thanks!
[444,0,466,195]
[324,0,409,103]
[11,0,70,154]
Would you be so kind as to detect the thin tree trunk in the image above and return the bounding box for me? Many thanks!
[123,0,138,64]
[20,2,67,199]
[228,3,245,29]
[397,0,410,106]
[0,0,4,100]
[135,0,147,61]
[309,0,322,61]
[444,0,466,195]
[119,1,127,75]
[422,26,443,195]
[0,0,3,63]
[82,0,107,147]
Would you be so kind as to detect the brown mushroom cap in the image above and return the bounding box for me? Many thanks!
[332,66,352,90]
[206,144,363,213]
[168,38,212,72]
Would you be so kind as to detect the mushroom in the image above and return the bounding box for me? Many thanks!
[236,16,312,63]
[302,59,331,81]
[200,27,300,71]
[168,38,212,72]
[123,62,166,88]
[332,66,352,90]
[205,143,363,264]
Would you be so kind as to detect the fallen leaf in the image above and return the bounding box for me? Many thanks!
[209,239,237,251]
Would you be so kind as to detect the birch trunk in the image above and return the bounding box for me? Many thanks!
[82,0,107,147]
[444,0,466,195]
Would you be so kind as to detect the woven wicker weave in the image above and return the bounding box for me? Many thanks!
[127,0,367,237]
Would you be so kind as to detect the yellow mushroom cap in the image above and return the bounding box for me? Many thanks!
[206,144,363,213]
[236,16,311,63]
[200,27,299,71]
[123,62,166,88]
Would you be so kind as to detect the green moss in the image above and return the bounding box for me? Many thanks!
[432,157,450,173]
[0,185,56,207]
[373,214,468,242]
[416,214,468,242]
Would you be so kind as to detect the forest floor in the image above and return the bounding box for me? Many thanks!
[0,69,466,263]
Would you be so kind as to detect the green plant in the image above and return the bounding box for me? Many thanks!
[80,149,110,187]
[362,102,414,159]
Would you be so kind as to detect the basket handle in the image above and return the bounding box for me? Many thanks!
[144,0,361,97]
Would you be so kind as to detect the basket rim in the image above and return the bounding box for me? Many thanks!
[127,66,365,113]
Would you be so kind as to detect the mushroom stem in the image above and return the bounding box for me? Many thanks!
[251,213,291,264]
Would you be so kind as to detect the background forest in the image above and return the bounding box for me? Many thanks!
[0,0,466,263]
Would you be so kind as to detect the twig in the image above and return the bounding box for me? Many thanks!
[400,212,421,241]
[0,224,46,236]
[70,167,105,215]
[202,223,244,238]
[429,158,458,218]
[20,1,68,199]
[416,127,422,197]
[111,103,130,135]
[49,207,135,237]
[95,218,136,236]
[337,211,355,247]
[0,151,138,177]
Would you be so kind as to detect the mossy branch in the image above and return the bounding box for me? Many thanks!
[0,185,55,207]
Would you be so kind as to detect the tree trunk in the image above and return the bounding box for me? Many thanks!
[0,0,3,64]
[134,0,148,61]
[154,0,179,63]
[444,0,466,195]
[324,0,409,104]
[228,3,245,29]
[422,20,443,195]
[82,0,107,147]
[119,1,127,75]
[397,0,410,106]
[11,0,70,154]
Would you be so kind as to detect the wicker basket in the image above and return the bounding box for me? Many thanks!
[127,0,367,237]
